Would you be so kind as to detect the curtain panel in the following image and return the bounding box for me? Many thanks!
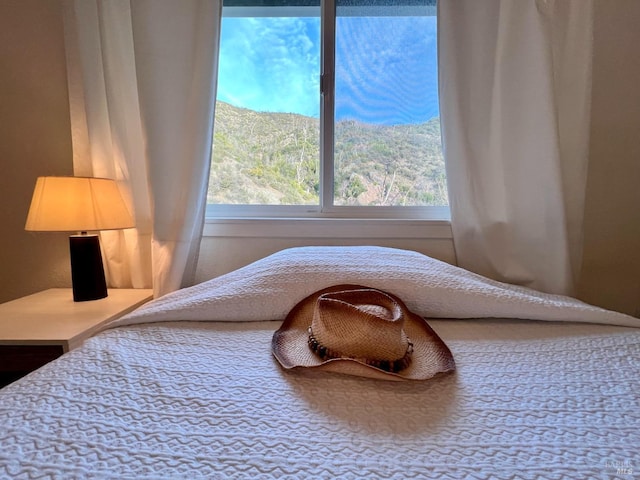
[439,0,593,296]
[63,0,222,297]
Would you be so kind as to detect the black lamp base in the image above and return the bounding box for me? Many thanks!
[69,234,108,302]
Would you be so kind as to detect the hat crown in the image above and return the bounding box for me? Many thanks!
[311,289,410,361]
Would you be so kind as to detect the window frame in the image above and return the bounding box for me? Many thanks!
[206,0,449,222]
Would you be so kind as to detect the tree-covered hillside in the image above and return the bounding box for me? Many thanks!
[208,101,447,206]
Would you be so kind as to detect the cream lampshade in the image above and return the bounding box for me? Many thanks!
[25,176,134,302]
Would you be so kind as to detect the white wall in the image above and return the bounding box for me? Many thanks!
[195,219,456,282]
[0,0,73,304]
[578,0,640,317]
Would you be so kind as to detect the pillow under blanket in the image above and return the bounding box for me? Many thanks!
[110,246,638,328]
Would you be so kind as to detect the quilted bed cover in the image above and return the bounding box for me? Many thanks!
[1,246,639,479]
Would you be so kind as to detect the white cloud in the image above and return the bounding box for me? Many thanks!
[335,16,439,125]
[217,17,320,117]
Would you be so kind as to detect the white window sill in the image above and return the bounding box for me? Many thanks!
[203,217,452,239]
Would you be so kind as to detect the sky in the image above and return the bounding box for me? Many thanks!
[216,14,439,126]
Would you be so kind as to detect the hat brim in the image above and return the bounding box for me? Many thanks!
[272,284,456,381]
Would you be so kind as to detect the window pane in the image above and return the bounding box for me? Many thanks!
[208,8,321,205]
[334,0,446,206]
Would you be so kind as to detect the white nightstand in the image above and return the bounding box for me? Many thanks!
[0,288,153,387]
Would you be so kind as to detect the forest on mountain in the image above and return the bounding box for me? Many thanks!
[208,101,448,206]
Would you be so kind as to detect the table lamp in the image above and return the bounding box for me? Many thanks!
[25,176,135,302]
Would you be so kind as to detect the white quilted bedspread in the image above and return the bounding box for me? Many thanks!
[1,246,639,478]
[1,319,638,479]
[111,246,637,328]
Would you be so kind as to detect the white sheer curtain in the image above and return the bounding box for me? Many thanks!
[63,0,222,297]
[439,0,593,296]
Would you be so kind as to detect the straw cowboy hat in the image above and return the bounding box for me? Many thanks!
[272,285,455,381]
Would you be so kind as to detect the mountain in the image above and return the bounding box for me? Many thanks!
[208,101,447,206]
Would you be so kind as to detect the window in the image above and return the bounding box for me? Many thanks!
[207,0,446,220]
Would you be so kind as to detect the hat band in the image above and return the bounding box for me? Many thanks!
[307,326,414,373]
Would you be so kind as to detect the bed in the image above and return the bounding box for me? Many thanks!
[1,246,638,479]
